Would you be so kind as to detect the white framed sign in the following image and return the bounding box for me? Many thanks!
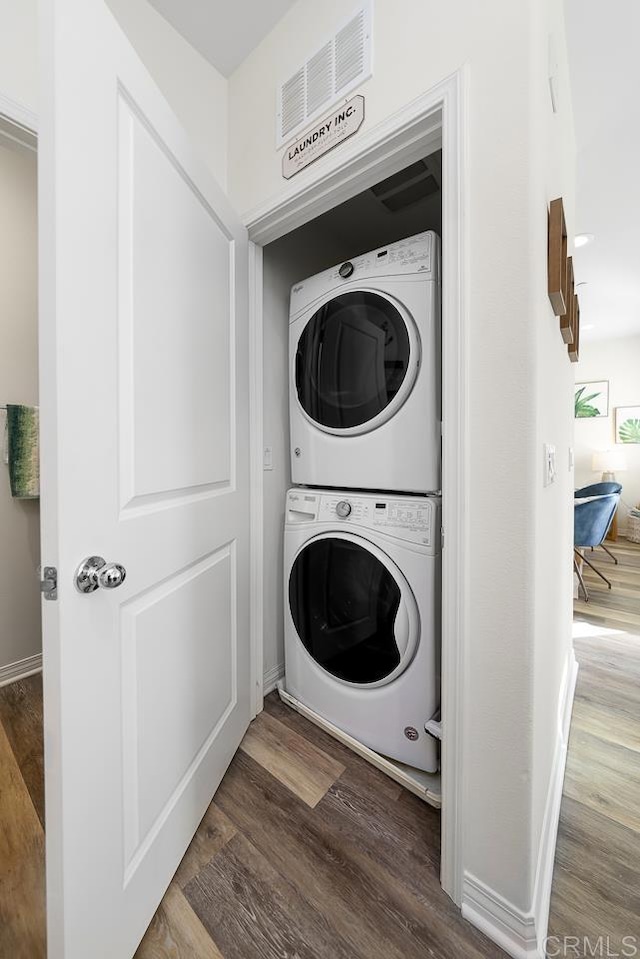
[282,96,365,179]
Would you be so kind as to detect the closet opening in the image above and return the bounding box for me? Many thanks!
[0,113,46,957]
[258,143,445,830]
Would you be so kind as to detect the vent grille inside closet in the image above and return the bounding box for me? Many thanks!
[370,154,443,213]
[277,2,372,146]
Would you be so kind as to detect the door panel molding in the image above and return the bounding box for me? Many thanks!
[120,542,238,883]
[117,89,235,509]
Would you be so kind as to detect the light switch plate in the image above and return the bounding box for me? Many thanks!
[544,443,557,487]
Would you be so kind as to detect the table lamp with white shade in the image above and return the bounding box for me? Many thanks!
[592,449,628,482]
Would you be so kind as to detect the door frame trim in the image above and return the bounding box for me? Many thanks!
[244,68,468,906]
[248,239,265,715]
[0,92,38,138]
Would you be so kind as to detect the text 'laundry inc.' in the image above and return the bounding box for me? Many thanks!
[282,95,365,179]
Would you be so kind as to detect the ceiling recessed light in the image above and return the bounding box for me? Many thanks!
[582,323,595,330]
[575,233,594,248]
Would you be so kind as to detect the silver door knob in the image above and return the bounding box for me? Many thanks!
[75,556,127,593]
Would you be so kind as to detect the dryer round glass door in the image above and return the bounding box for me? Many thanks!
[288,533,419,687]
[294,291,419,435]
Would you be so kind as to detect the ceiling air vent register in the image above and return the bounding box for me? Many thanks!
[370,153,442,214]
[276,2,373,147]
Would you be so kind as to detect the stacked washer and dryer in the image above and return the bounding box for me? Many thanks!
[283,231,442,774]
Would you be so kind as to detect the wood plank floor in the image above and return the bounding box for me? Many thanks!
[0,675,46,959]
[547,630,640,950]
[575,536,640,631]
[3,561,640,959]
[547,540,640,953]
[137,693,505,959]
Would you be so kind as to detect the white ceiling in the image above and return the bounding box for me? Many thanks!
[565,0,640,341]
[148,0,297,77]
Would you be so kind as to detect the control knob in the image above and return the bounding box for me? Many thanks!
[336,500,352,518]
[338,261,354,279]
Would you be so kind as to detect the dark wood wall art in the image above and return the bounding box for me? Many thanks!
[568,293,579,361]
[548,197,580,363]
[560,256,574,344]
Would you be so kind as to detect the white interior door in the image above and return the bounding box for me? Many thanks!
[39,1,251,956]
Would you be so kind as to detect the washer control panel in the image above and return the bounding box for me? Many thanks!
[286,488,441,549]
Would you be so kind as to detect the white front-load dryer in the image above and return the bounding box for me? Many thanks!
[284,487,441,772]
[289,231,440,494]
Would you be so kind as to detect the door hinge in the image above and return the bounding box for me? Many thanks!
[41,566,58,601]
[441,526,444,550]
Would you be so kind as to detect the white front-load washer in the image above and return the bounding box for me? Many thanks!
[284,487,441,772]
[289,231,440,494]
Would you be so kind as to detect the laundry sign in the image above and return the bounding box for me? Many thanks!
[282,96,365,179]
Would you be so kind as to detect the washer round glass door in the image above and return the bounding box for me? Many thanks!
[294,290,419,435]
[288,532,419,687]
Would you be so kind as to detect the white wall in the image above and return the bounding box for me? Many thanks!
[0,0,228,189]
[574,334,640,527]
[0,0,38,116]
[229,0,577,928]
[0,136,41,672]
[531,0,576,926]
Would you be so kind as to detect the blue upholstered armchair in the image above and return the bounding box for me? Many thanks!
[575,482,622,566]
[574,491,621,601]
[574,482,622,497]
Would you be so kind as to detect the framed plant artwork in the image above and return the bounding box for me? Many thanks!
[615,406,640,444]
[575,381,609,418]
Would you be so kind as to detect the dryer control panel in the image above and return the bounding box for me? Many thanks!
[289,230,440,319]
[286,488,441,550]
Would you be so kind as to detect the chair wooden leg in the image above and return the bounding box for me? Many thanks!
[580,550,612,589]
[574,555,589,602]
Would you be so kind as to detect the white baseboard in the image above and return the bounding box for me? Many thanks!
[531,648,579,954]
[0,653,42,688]
[263,662,285,695]
[462,873,538,958]
[462,647,579,959]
